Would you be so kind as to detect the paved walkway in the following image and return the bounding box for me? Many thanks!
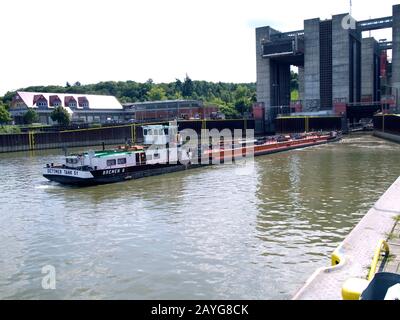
[293,177,400,300]
[380,220,400,274]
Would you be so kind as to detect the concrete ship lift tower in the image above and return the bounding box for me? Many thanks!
[255,4,400,132]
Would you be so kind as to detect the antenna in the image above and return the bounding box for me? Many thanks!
[349,0,352,16]
[369,16,372,37]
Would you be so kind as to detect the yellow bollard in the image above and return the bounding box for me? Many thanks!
[342,278,369,300]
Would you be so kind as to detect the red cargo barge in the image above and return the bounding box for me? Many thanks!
[205,132,341,162]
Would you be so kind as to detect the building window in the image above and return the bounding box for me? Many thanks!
[117,158,127,165]
[37,101,47,107]
[106,159,117,166]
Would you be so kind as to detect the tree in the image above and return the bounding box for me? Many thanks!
[209,98,239,119]
[50,106,70,126]
[0,105,12,124]
[182,74,194,97]
[172,91,183,100]
[290,70,299,91]
[23,109,39,124]
[146,86,167,101]
[175,78,183,94]
[233,85,252,116]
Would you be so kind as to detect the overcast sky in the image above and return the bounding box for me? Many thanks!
[0,0,397,95]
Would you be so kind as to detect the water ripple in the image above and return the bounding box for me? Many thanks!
[0,135,399,299]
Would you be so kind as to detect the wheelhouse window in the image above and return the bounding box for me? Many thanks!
[154,153,160,159]
[66,158,78,164]
[117,158,127,165]
[107,159,117,166]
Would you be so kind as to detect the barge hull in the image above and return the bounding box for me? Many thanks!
[43,136,341,186]
[43,163,195,186]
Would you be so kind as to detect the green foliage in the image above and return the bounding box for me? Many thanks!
[0,105,11,123]
[23,109,39,124]
[0,125,21,134]
[146,86,167,101]
[50,106,71,126]
[208,98,239,119]
[89,123,102,129]
[233,85,253,116]
[291,89,299,101]
[290,70,299,92]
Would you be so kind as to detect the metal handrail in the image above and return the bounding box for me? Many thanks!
[367,239,390,281]
[341,240,390,300]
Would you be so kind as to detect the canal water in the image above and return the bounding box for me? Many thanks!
[0,134,399,300]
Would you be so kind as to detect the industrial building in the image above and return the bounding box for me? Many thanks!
[9,91,218,125]
[123,100,220,122]
[256,4,400,132]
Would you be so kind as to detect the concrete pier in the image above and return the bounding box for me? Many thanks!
[304,18,320,112]
[293,176,400,300]
[393,5,400,93]
[361,38,379,102]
